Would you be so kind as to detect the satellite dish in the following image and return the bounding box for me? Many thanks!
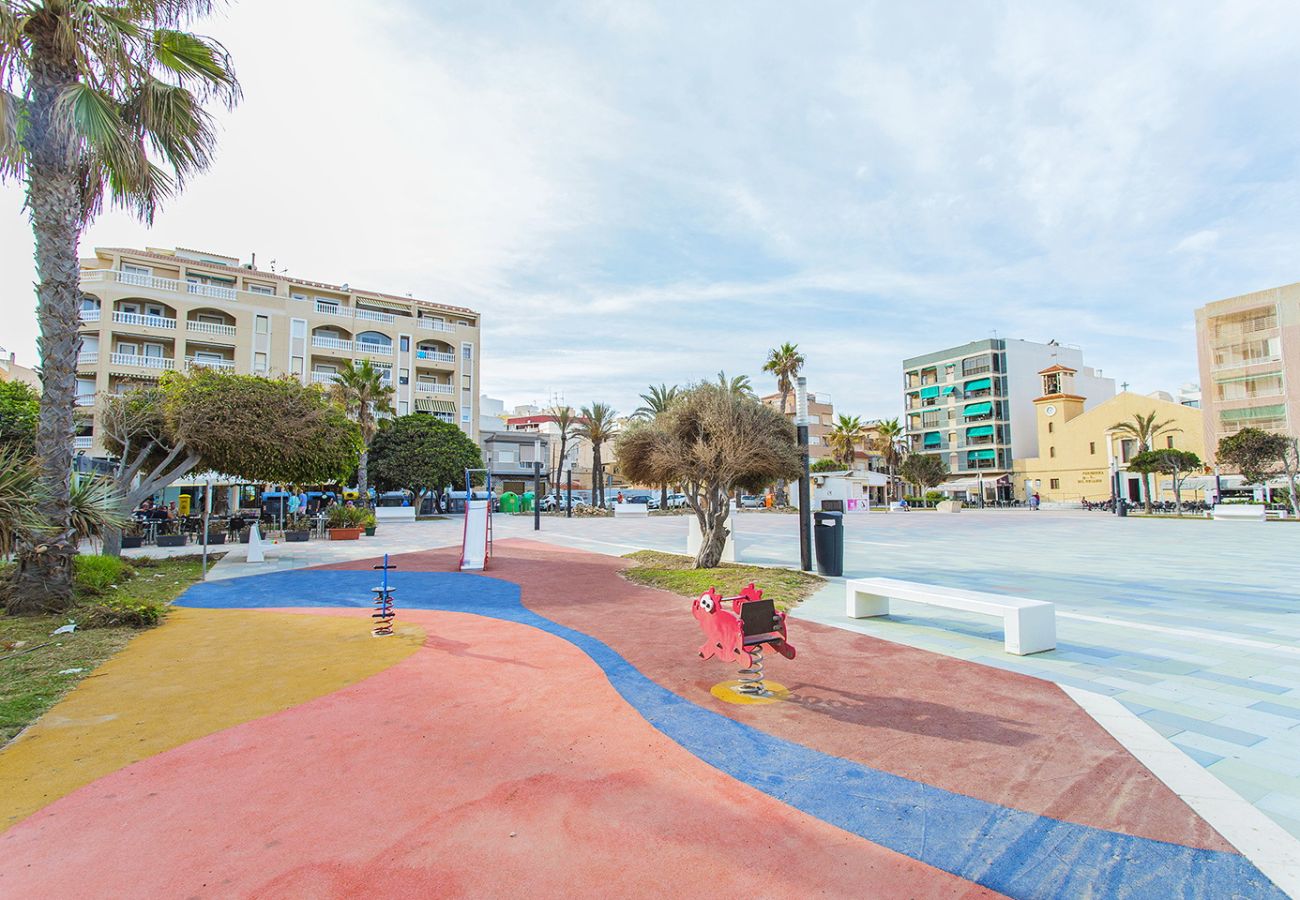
[341,282,350,291]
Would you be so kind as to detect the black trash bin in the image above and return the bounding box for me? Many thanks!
[813,510,844,577]
[1117,499,1128,517]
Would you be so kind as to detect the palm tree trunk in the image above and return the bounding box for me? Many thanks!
[7,109,83,612]
[357,449,369,506]
[660,482,668,512]
[593,446,602,507]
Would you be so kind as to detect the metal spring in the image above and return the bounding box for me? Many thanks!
[372,588,395,637]
[735,644,768,696]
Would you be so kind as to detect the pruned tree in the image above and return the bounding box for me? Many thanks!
[615,382,799,568]
[93,371,362,559]
[1127,448,1202,514]
[899,452,948,496]
[1,1,241,610]
[1217,428,1297,517]
[368,414,484,510]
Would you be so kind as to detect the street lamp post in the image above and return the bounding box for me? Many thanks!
[796,376,812,572]
[566,467,573,519]
[533,439,542,532]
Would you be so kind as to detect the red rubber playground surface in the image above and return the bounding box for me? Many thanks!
[0,540,1285,898]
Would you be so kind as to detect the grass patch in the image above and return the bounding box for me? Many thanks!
[620,550,823,611]
[0,553,218,745]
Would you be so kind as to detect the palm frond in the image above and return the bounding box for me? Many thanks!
[126,76,217,183]
[68,474,129,547]
[150,28,240,105]
[0,88,23,180]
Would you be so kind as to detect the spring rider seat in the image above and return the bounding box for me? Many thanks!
[692,583,795,700]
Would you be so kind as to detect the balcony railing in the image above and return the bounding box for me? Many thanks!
[355,341,394,357]
[75,395,96,407]
[83,269,238,302]
[415,381,454,394]
[110,352,175,370]
[415,349,456,364]
[186,356,236,371]
[187,319,237,337]
[311,371,337,385]
[186,281,237,300]
[74,436,93,450]
[314,301,351,318]
[311,336,353,352]
[80,308,101,322]
[77,351,99,366]
[113,311,177,330]
[417,318,456,333]
[355,307,396,324]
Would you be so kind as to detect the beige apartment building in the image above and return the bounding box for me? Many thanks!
[1195,283,1298,458]
[74,246,481,457]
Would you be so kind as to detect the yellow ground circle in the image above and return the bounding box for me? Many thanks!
[710,679,791,705]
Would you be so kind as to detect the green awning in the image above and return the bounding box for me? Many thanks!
[920,386,939,399]
[966,425,994,438]
[923,432,941,447]
[1220,404,1285,421]
[967,449,996,461]
[963,402,992,417]
[964,377,992,391]
[941,385,957,395]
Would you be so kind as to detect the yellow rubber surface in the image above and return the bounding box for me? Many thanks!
[0,607,423,831]
[710,679,791,705]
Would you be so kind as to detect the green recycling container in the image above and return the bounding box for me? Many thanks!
[499,491,520,513]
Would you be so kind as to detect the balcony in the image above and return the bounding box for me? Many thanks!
[82,269,238,301]
[415,381,454,395]
[77,351,99,366]
[187,319,237,338]
[355,341,394,358]
[75,395,96,407]
[415,349,455,364]
[80,308,101,323]
[113,311,177,330]
[186,356,236,372]
[110,352,175,371]
[417,318,456,333]
[314,300,352,319]
[311,371,338,385]
[312,336,353,353]
[74,436,93,450]
[355,307,396,324]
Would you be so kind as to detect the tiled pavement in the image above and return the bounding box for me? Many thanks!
[172,509,1300,842]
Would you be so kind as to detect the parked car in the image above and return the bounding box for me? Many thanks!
[666,493,690,509]
[739,494,765,508]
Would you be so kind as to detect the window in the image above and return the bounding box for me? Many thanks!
[1166,435,1174,448]
[498,449,516,464]
[290,320,306,339]
[398,401,408,415]
[462,374,472,390]
[254,352,268,372]
[248,283,275,295]
[399,367,409,385]
[1050,478,1060,489]
[1049,447,1055,458]
[291,292,308,302]
[144,303,166,318]
[142,343,164,358]
[400,336,410,352]
[117,341,138,356]
[1047,422,1054,433]
[120,301,140,315]
[255,315,269,334]
[461,405,471,424]
[290,356,303,375]
[1089,441,1096,455]
[461,342,473,362]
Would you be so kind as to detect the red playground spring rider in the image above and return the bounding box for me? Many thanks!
[692,583,795,700]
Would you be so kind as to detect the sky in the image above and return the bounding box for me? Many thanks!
[3,0,1299,419]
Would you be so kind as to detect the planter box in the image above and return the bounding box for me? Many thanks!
[156,534,187,547]
[329,527,362,541]
[285,530,311,543]
[205,532,227,545]
[364,526,377,537]
[239,528,251,544]
[121,535,143,549]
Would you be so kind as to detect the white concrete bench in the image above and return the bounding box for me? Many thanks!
[1213,504,1266,522]
[845,577,1056,655]
[614,502,649,517]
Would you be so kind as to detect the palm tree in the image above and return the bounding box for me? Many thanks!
[1111,411,1180,513]
[762,343,805,416]
[762,343,804,504]
[872,418,908,500]
[576,403,617,508]
[548,404,576,494]
[635,384,680,509]
[329,361,394,506]
[716,371,753,397]
[827,414,865,467]
[1,3,240,612]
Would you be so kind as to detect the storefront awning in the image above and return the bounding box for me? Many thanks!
[963,402,992,417]
[967,449,996,461]
[920,386,939,399]
[940,477,981,491]
[964,377,992,392]
[966,425,994,438]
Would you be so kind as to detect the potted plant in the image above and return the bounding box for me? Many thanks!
[285,513,311,543]
[156,530,187,548]
[327,505,366,540]
[363,511,377,537]
[121,521,144,549]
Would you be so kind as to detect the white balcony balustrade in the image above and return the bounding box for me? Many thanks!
[355,308,396,324]
[80,307,101,322]
[354,341,394,358]
[414,381,454,395]
[311,336,353,352]
[415,349,456,363]
[186,319,237,337]
[314,301,352,318]
[110,352,175,370]
[113,311,177,329]
[75,395,96,407]
[83,269,238,302]
[77,351,99,366]
[311,371,338,384]
[74,436,93,450]
[417,318,456,333]
[186,356,236,371]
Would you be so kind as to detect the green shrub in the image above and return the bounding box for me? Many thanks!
[80,595,166,628]
[74,554,134,597]
[326,505,369,528]
[924,490,945,505]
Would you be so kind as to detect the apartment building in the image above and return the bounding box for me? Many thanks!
[760,389,835,460]
[903,339,1114,501]
[1194,283,1298,457]
[0,347,40,389]
[73,246,481,457]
